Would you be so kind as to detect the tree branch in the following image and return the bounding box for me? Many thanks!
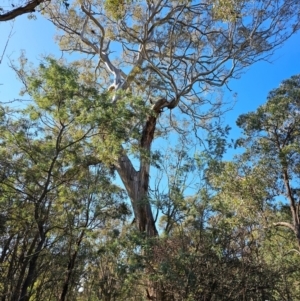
[0,0,48,22]
[273,221,296,233]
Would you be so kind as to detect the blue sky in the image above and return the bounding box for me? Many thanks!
[1,13,300,144]
[225,32,300,139]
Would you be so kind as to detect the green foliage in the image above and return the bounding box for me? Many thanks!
[0,58,133,300]
[18,58,150,165]
[104,0,132,20]
[3,58,300,300]
[212,0,244,22]
[235,74,300,246]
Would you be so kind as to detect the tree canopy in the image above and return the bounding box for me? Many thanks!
[43,0,300,236]
[236,74,300,247]
[1,0,300,300]
[2,58,300,300]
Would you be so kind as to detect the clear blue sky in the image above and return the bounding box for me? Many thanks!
[225,31,300,140]
[1,13,300,144]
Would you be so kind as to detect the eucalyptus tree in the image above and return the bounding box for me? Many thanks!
[236,74,300,248]
[43,0,300,237]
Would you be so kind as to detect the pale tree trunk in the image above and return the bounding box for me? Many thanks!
[274,166,300,249]
[282,169,300,248]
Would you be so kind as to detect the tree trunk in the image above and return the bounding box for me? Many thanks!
[115,111,173,300]
[116,114,158,236]
[10,233,39,301]
[60,230,85,301]
[18,236,45,301]
[282,168,300,248]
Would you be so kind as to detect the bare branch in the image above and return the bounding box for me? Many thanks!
[0,20,14,64]
[0,0,48,22]
[273,222,296,233]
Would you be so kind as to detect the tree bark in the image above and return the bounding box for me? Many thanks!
[0,0,48,22]
[59,230,85,301]
[10,233,39,301]
[18,235,45,301]
[116,114,158,237]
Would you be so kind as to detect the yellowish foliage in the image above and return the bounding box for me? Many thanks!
[212,0,244,22]
[104,0,126,20]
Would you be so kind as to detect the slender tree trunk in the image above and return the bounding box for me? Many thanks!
[1,235,16,301]
[282,169,300,248]
[59,230,85,301]
[18,237,45,301]
[10,233,39,301]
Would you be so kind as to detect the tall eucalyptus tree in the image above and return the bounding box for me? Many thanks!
[44,0,300,236]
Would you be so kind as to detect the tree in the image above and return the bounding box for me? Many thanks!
[42,0,300,238]
[130,147,300,301]
[3,63,300,299]
[0,59,130,301]
[203,159,300,300]
[236,74,300,248]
